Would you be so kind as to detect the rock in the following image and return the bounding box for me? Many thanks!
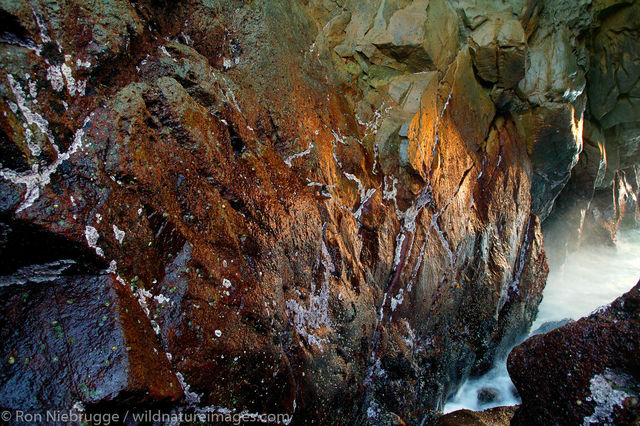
[422,0,460,70]
[433,406,517,425]
[388,71,439,116]
[588,1,640,171]
[621,165,640,228]
[514,103,583,220]
[544,0,640,253]
[343,0,459,72]
[529,318,573,336]
[476,387,500,404]
[459,5,490,30]
[518,27,586,105]
[508,281,640,425]
[403,72,439,177]
[580,168,640,245]
[0,0,638,422]
[470,14,526,88]
[439,48,496,152]
[0,0,144,68]
[0,269,183,411]
[0,0,548,418]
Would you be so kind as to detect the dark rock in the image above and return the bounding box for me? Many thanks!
[476,387,500,404]
[0,271,183,412]
[514,104,583,220]
[542,0,640,252]
[508,281,640,425]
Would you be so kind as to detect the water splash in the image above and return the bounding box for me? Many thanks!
[444,227,640,413]
[534,227,640,329]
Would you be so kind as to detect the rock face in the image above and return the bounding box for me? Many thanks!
[508,282,640,425]
[0,0,636,423]
[541,0,640,254]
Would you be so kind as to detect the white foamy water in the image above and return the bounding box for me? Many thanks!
[443,360,519,413]
[444,227,640,413]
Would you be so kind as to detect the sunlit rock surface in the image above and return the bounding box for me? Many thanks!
[0,0,637,423]
[434,405,516,425]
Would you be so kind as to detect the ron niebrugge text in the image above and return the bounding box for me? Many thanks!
[4,409,293,425]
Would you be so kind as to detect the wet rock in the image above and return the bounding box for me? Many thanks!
[541,122,608,258]
[476,387,500,404]
[0,271,183,411]
[587,1,640,190]
[514,104,583,220]
[508,282,640,425]
[580,169,639,245]
[529,318,573,336]
[542,0,640,253]
[2,0,639,423]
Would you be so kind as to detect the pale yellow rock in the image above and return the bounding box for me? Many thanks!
[469,13,526,88]
[342,0,459,72]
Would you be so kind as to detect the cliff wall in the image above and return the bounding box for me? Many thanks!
[0,0,638,423]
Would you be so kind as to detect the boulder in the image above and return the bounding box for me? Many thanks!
[508,282,640,425]
[0,269,183,412]
[433,406,516,425]
[342,0,459,72]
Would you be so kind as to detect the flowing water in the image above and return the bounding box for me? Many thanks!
[444,227,640,413]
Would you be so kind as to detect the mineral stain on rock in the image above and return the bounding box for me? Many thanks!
[0,0,638,424]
